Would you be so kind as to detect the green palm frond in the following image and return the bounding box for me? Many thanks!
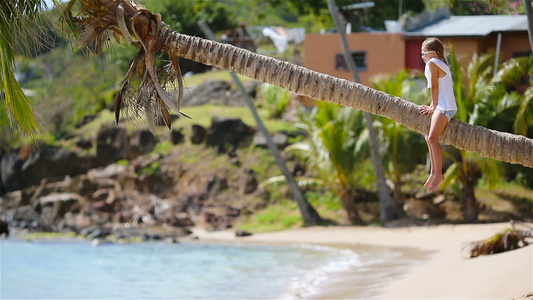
[514,87,533,136]
[462,151,502,189]
[0,0,54,135]
[448,48,469,122]
[440,161,460,190]
[467,52,494,96]
[493,56,533,88]
[0,46,39,134]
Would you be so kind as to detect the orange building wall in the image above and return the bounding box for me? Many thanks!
[302,31,529,104]
[304,33,405,87]
[433,32,529,72]
[439,38,481,71]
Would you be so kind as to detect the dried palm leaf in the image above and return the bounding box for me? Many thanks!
[70,0,190,132]
[462,221,532,259]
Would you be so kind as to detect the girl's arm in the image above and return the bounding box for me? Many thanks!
[421,62,440,116]
[429,62,440,109]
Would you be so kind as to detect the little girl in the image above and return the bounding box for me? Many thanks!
[419,37,457,193]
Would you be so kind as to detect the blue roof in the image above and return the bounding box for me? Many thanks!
[404,15,528,37]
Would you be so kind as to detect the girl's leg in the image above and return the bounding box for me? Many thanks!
[427,111,449,192]
[424,135,435,187]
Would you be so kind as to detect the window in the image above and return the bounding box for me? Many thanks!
[335,51,367,72]
[512,51,532,58]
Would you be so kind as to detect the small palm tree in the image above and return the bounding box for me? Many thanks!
[441,51,532,222]
[370,71,428,205]
[287,101,369,224]
[258,84,292,119]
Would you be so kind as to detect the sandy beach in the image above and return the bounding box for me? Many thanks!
[191,222,533,299]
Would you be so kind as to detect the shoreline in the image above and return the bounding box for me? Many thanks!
[191,222,533,299]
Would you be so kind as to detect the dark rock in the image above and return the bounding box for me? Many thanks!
[226,207,241,218]
[183,80,232,107]
[91,200,115,214]
[75,115,96,128]
[138,173,166,194]
[96,125,128,164]
[0,147,5,195]
[20,146,78,187]
[239,169,258,195]
[170,129,184,145]
[206,117,253,153]
[191,124,206,144]
[1,150,25,192]
[128,129,157,159]
[0,219,9,237]
[169,215,194,227]
[235,230,252,237]
[76,139,92,150]
[37,193,82,229]
[70,175,99,196]
[183,80,262,107]
[7,206,41,228]
[199,211,231,231]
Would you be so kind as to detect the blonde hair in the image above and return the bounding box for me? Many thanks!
[422,37,447,64]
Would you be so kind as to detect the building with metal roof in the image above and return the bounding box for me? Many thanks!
[404,15,528,37]
[303,13,530,88]
[403,15,530,73]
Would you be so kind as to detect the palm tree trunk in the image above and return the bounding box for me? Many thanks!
[326,0,397,225]
[524,0,533,50]
[462,177,479,223]
[160,30,533,168]
[341,189,364,224]
[74,0,533,168]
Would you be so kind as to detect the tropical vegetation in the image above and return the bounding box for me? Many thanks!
[440,51,533,222]
[1,0,532,227]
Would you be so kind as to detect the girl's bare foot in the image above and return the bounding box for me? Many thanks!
[424,174,435,188]
[427,174,445,193]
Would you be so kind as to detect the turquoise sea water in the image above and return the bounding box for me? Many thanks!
[0,239,417,299]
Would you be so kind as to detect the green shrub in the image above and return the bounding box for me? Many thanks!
[259,84,292,119]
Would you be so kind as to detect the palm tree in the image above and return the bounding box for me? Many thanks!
[3,0,533,169]
[441,51,532,222]
[327,0,398,224]
[287,101,369,224]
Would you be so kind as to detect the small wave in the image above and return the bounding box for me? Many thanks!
[280,244,362,299]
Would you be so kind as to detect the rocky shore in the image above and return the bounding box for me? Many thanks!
[0,80,285,242]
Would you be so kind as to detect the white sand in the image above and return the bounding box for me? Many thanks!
[191,223,533,299]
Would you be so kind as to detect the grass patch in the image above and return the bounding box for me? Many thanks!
[22,231,81,241]
[175,104,297,134]
[153,140,173,156]
[476,181,533,218]
[306,190,347,225]
[237,200,303,233]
